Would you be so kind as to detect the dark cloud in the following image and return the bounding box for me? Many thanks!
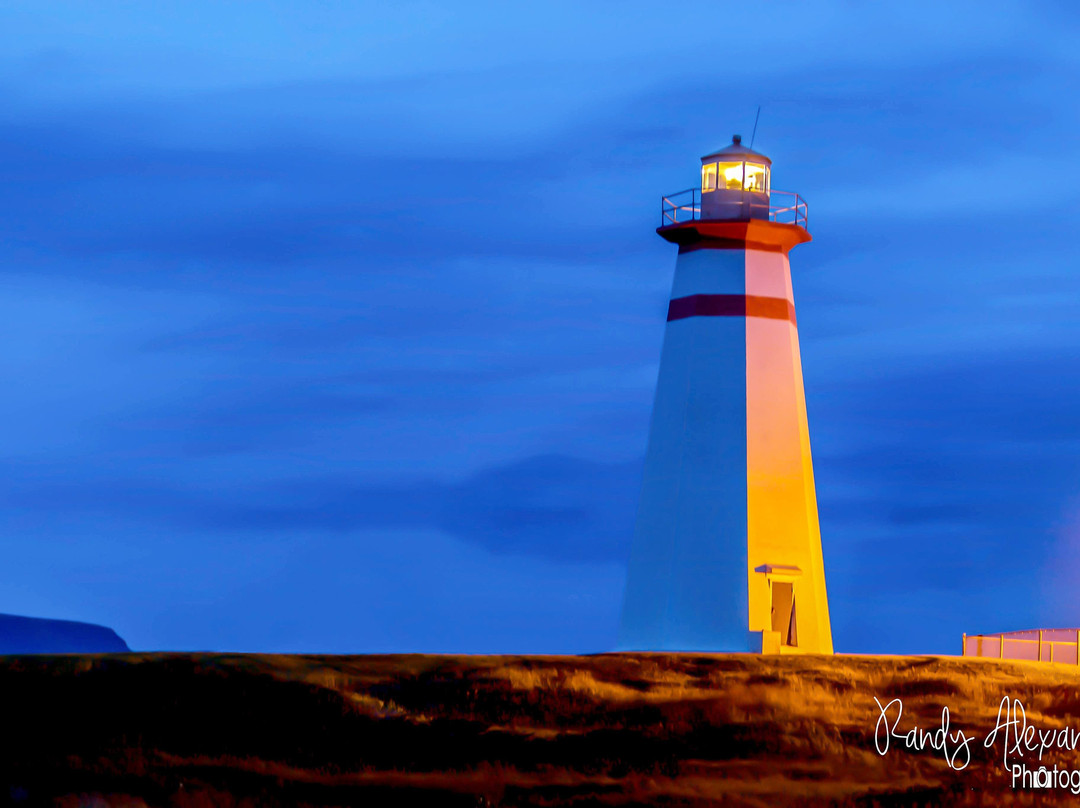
[810,344,1080,652]
[2,53,1070,275]
[0,455,641,564]
[202,454,641,563]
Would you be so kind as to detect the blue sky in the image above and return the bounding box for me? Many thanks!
[1,1,1078,653]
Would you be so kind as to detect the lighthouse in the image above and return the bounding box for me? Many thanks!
[618,135,833,655]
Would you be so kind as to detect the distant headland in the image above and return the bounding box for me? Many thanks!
[0,613,129,654]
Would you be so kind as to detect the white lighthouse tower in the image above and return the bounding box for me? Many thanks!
[618,135,833,655]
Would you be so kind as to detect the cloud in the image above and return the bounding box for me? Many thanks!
[0,454,642,565]
[811,344,1080,652]
[5,47,1077,273]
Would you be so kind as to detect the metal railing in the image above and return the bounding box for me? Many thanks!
[962,629,1080,664]
[661,187,701,226]
[769,190,808,229]
[660,187,809,229]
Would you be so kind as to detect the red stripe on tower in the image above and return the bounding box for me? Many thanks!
[667,294,796,326]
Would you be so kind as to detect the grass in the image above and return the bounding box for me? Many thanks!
[0,652,1078,805]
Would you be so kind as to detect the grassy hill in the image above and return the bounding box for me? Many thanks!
[0,652,1077,806]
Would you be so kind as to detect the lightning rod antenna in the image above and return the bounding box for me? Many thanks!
[750,105,761,149]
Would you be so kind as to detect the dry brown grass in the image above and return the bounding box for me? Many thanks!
[1,652,1079,805]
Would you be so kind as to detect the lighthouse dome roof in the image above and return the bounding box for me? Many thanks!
[701,135,771,166]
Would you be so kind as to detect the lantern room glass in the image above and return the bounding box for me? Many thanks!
[701,163,718,192]
[744,162,769,193]
[700,161,771,194]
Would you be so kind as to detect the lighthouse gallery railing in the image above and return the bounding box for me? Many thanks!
[660,187,808,230]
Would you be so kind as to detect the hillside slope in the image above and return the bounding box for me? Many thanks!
[0,652,1076,806]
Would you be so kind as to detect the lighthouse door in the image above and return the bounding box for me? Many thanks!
[770,582,798,647]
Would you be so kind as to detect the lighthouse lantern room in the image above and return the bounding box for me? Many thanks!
[699,134,772,221]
